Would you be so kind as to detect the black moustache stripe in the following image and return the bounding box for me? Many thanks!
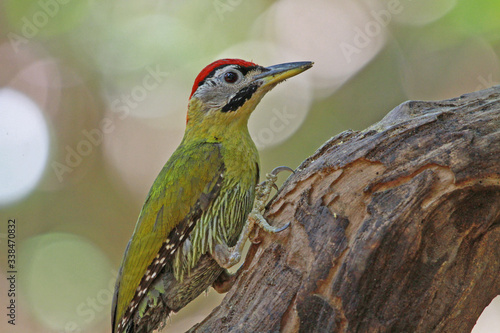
[221,83,260,113]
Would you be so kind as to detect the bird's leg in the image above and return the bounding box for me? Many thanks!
[212,166,293,271]
[248,166,293,236]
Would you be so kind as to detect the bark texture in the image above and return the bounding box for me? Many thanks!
[190,86,500,333]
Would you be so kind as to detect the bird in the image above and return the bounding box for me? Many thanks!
[111,58,313,333]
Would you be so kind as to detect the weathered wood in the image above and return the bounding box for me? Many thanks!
[189,86,500,333]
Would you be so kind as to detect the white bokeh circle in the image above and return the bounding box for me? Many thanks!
[0,88,50,206]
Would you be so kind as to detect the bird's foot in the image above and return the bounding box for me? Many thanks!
[248,166,293,238]
[211,166,293,270]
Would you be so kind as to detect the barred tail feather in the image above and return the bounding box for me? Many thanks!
[123,255,223,333]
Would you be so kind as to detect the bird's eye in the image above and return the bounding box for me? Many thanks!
[224,71,239,83]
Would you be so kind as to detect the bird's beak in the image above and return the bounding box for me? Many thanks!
[254,61,314,87]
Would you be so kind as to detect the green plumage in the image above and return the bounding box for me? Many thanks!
[112,104,259,332]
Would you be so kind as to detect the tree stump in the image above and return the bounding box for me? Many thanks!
[189,86,500,333]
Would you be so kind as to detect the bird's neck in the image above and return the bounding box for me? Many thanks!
[183,99,255,145]
[181,116,259,181]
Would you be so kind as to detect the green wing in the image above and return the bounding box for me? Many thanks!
[112,141,224,332]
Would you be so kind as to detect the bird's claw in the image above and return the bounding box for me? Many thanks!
[270,165,295,176]
[255,165,294,204]
[273,221,291,233]
[247,165,292,236]
[212,166,292,271]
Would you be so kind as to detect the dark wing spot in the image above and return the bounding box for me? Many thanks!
[221,83,260,113]
[255,162,260,186]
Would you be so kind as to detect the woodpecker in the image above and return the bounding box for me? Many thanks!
[111,59,313,333]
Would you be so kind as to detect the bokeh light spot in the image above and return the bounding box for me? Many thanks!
[94,14,194,77]
[269,0,387,95]
[20,232,113,331]
[0,88,50,206]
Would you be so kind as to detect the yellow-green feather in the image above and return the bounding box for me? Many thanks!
[112,109,259,331]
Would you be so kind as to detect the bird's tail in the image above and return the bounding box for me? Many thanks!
[115,255,224,333]
[121,298,172,333]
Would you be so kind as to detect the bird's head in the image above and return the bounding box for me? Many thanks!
[185,59,313,140]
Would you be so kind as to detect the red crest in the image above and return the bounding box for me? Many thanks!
[190,59,257,98]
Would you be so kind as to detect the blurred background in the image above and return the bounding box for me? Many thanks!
[0,0,499,332]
